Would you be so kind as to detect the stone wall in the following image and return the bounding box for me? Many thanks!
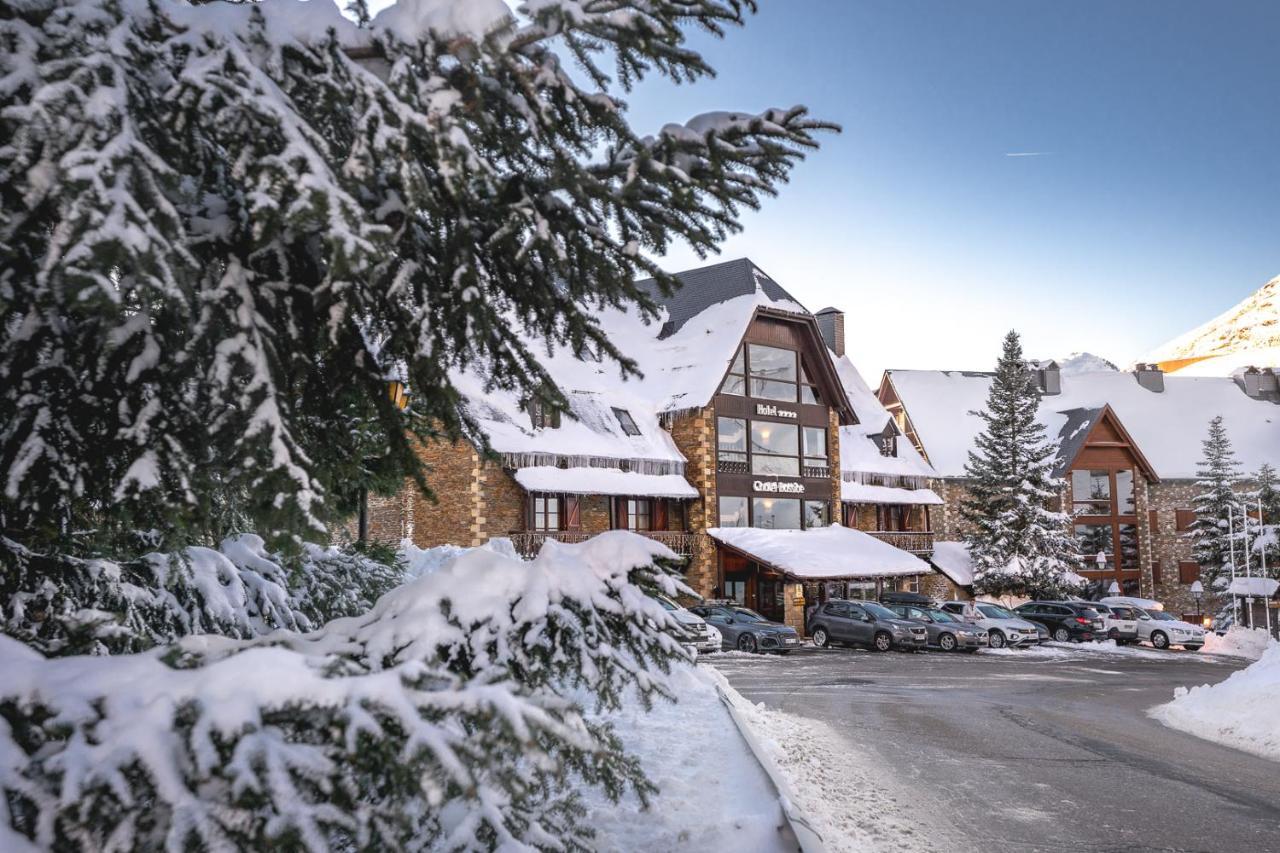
[1148,478,1226,618]
[934,480,976,540]
[410,437,482,548]
[921,571,964,602]
[668,406,718,596]
[477,457,527,542]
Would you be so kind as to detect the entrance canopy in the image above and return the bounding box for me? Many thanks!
[707,524,930,581]
[1228,577,1279,598]
[513,466,697,498]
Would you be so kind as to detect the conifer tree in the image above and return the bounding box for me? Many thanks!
[0,0,835,554]
[1248,462,1278,574]
[961,331,1080,599]
[1189,416,1244,591]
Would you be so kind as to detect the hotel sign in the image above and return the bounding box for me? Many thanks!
[753,480,806,494]
[755,403,797,419]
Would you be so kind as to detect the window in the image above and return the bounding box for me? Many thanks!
[799,364,822,405]
[1178,561,1201,584]
[1118,523,1139,568]
[803,426,828,475]
[724,579,747,604]
[1175,509,1196,531]
[626,498,651,531]
[720,347,746,396]
[752,497,801,529]
[528,398,560,430]
[1072,470,1111,513]
[804,500,829,528]
[747,344,798,402]
[750,421,799,476]
[718,496,749,527]
[879,433,896,457]
[717,417,748,472]
[1116,470,1135,514]
[1075,523,1113,561]
[612,407,641,436]
[531,495,560,531]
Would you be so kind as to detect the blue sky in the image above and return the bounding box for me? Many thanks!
[621,1,1279,378]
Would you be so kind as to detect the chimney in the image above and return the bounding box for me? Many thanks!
[1037,361,1061,395]
[1240,366,1277,397]
[1134,363,1165,393]
[815,307,845,357]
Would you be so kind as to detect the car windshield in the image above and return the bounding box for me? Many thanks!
[929,610,959,623]
[863,602,900,620]
[978,604,1015,619]
[657,597,678,611]
[733,608,768,622]
[1077,608,1102,619]
[1109,607,1133,618]
[1146,610,1177,621]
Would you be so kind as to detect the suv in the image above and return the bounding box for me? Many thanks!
[886,604,988,652]
[939,601,1041,649]
[1014,601,1105,642]
[656,595,723,655]
[1081,601,1139,644]
[808,600,928,652]
[688,604,800,654]
[1135,608,1206,651]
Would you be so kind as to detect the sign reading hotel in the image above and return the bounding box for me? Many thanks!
[754,403,797,419]
[753,480,805,494]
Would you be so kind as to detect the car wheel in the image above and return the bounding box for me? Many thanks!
[872,632,892,652]
[1108,628,1119,640]
[939,633,957,652]
[812,627,829,648]
[778,650,792,655]
[1053,627,1071,643]
[1151,631,1169,650]
[738,633,758,654]
[988,630,1006,649]
[1184,645,1202,652]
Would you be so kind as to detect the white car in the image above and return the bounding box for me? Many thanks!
[657,595,723,655]
[940,601,1042,649]
[1135,608,1206,651]
[1081,601,1140,644]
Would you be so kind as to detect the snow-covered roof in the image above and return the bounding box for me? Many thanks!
[831,354,935,483]
[512,467,697,499]
[885,369,1279,479]
[929,540,974,588]
[840,482,943,505]
[706,524,930,580]
[1228,577,1280,598]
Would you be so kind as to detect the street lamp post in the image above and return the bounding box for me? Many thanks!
[1108,580,1121,597]
[1191,580,1204,627]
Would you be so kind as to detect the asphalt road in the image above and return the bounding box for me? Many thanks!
[711,644,1280,853]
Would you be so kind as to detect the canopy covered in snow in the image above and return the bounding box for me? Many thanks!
[706,524,930,580]
[512,466,698,498]
[929,540,975,588]
[840,482,943,505]
[1228,577,1280,598]
[884,369,1279,479]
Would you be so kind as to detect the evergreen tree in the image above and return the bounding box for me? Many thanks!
[961,331,1080,599]
[0,0,835,554]
[1189,416,1244,592]
[1249,462,1278,574]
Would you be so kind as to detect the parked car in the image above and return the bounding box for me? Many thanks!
[808,600,928,652]
[688,604,800,654]
[1013,601,1105,642]
[656,595,723,655]
[939,601,1042,649]
[1080,601,1140,644]
[1135,608,1206,651]
[885,604,988,651]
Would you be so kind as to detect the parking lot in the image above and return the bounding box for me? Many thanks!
[711,644,1280,853]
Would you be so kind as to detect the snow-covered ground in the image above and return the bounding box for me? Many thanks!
[980,639,1236,663]
[1150,637,1280,761]
[582,666,790,852]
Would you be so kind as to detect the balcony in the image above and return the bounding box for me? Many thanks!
[508,530,701,560]
[865,530,935,555]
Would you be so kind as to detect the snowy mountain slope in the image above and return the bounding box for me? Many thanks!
[1144,276,1279,368]
[1038,352,1119,374]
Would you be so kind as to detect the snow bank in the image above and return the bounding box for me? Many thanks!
[398,536,520,579]
[706,524,930,580]
[1151,639,1280,761]
[1203,626,1275,661]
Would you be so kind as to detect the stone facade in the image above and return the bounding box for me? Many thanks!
[667,406,718,596]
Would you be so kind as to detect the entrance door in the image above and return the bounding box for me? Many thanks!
[757,575,785,624]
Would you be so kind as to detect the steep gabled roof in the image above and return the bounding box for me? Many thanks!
[1051,405,1159,482]
[635,258,806,338]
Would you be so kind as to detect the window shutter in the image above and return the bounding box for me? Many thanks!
[613,497,627,529]
[1151,559,1162,586]
[654,499,669,531]
[1148,509,1159,531]
[1175,509,1196,532]
[565,496,581,531]
[1178,561,1200,584]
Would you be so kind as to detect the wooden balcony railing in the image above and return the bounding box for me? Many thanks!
[866,530,935,555]
[508,530,701,560]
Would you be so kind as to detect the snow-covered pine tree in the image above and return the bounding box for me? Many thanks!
[1248,462,1278,575]
[961,331,1080,599]
[0,0,836,554]
[1188,415,1244,592]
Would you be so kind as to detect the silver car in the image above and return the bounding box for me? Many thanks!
[940,601,1042,649]
[887,604,988,652]
[689,604,801,654]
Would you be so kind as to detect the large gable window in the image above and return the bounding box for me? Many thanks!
[720,346,746,395]
[747,343,797,402]
[750,421,799,476]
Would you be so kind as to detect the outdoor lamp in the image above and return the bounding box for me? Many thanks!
[1108,581,1120,596]
[1095,551,1106,568]
[1191,580,1204,624]
[387,380,409,410]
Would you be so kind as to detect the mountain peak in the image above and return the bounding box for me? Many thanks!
[1144,275,1280,371]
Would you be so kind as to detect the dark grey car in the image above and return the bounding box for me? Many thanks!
[689,604,801,654]
[887,604,988,651]
[808,600,928,652]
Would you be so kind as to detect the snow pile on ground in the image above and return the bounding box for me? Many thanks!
[582,666,788,852]
[708,669,949,853]
[1151,640,1280,761]
[1203,626,1276,661]
[399,536,520,579]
